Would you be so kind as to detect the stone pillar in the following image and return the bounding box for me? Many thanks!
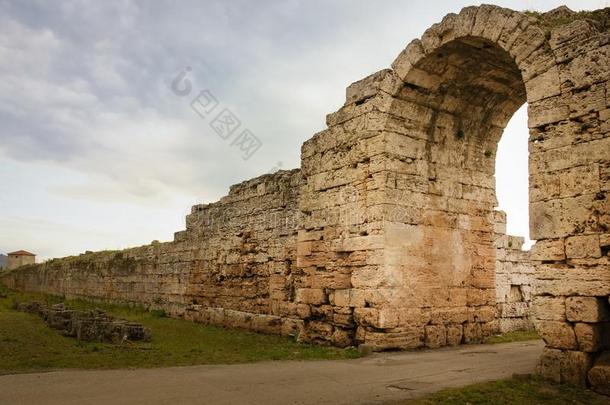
[529,11,610,390]
[296,69,401,347]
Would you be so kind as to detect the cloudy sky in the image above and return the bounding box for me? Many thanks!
[1,0,607,260]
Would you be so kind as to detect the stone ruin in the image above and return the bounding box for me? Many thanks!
[2,4,609,392]
[494,210,534,333]
[14,301,151,344]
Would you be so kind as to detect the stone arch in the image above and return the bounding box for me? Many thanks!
[366,5,561,348]
[298,4,609,388]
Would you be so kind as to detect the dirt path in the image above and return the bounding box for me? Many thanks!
[0,340,543,405]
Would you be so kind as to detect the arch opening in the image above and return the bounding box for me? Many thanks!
[495,103,533,250]
[384,35,535,344]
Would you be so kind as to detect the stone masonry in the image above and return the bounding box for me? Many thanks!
[2,5,609,391]
[494,210,534,333]
[3,170,304,336]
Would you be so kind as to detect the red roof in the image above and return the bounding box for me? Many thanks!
[8,250,36,256]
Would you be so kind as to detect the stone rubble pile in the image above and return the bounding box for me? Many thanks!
[14,301,151,344]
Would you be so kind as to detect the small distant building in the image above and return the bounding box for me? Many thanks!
[7,250,36,270]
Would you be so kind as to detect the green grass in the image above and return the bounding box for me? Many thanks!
[484,329,540,344]
[0,284,359,374]
[403,375,609,404]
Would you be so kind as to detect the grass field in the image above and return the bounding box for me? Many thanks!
[0,283,359,374]
[483,329,540,344]
[0,282,545,375]
[403,374,609,405]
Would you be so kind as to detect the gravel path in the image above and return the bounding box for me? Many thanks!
[0,340,544,405]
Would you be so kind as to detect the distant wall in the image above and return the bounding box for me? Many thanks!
[1,169,304,336]
[493,210,534,333]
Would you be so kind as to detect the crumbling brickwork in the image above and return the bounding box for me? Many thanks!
[2,4,609,392]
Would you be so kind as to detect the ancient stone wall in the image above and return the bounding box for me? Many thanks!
[2,4,609,392]
[297,4,609,387]
[2,169,304,336]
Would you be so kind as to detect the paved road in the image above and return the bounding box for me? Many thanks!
[0,340,544,405]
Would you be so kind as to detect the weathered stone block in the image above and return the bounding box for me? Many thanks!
[377,308,400,329]
[281,318,303,337]
[560,164,600,198]
[532,296,566,321]
[530,194,599,240]
[468,306,497,323]
[331,327,353,348]
[330,289,350,307]
[424,325,447,348]
[562,350,594,386]
[565,235,601,259]
[353,308,378,327]
[295,288,328,305]
[499,302,529,318]
[537,347,563,382]
[535,265,610,297]
[528,96,569,128]
[467,288,495,306]
[566,297,609,323]
[535,320,577,350]
[445,325,463,346]
[399,308,431,326]
[391,39,424,81]
[300,320,333,343]
[574,323,606,352]
[429,307,468,325]
[561,44,610,90]
[463,322,483,343]
[529,239,565,261]
[525,65,561,103]
[345,69,401,105]
[296,304,311,319]
[499,318,533,333]
[537,348,594,386]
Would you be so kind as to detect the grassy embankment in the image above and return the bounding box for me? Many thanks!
[0,283,358,374]
[0,283,546,377]
[403,374,609,405]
